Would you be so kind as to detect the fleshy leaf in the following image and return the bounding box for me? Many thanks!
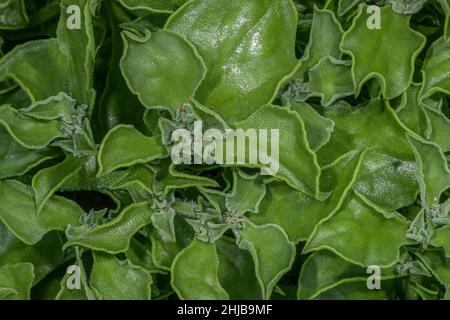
[153,162,219,195]
[0,0,98,107]
[421,105,450,152]
[353,149,418,211]
[150,214,194,270]
[420,37,450,99]
[304,192,409,267]
[151,211,176,243]
[289,101,334,152]
[120,29,206,115]
[97,125,167,176]
[91,253,152,300]
[235,105,321,197]
[415,250,450,287]
[307,56,354,106]
[318,99,415,165]
[0,130,58,179]
[294,7,344,82]
[0,263,34,300]
[171,238,229,299]
[391,0,427,14]
[236,221,295,299]
[431,227,450,258]
[32,155,85,214]
[166,0,298,123]
[251,150,365,243]
[116,0,186,14]
[0,224,67,284]
[396,83,429,138]
[298,250,395,300]
[225,170,266,214]
[64,202,154,254]
[338,0,360,16]
[215,237,262,299]
[0,105,63,149]
[407,135,450,209]
[341,5,425,99]
[0,0,28,30]
[0,180,82,245]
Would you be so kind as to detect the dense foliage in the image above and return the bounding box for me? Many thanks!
[0,0,449,300]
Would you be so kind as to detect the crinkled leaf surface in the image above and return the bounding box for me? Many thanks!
[341,5,425,99]
[236,222,295,299]
[289,101,334,152]
[98,125,167,176]
[0,263,34,300]
[171,238,228,300]
[235,105,320,197]
[91,253,152,300]
[64,202,153,253]
[304,192,409,267]
[421,37,450,99]
[251,150,365,243]
[166,0,298,123]
[407,135,450,209]
[0,0,98,106]
[0,180,82,245]
[120,29,206,115]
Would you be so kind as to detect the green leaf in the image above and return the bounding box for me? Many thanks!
[125,238,160,273]
[235,105,321,197]
[338,0,359,16]
[151,210,176,243]
[396,83,429,138]
[97,125,167,176]
[236,221,295,299]
[0,0,98,107]
[0,180,83,245]
[0,224,67,284]
[150,214,194,270]
[64,202,154,254]
[407,135,450,209]
[0,0,28,30]
[166,0,298,123]
[391,0,427,14]
[415,250,450,287]
[32,155,85,214]
[0,105,63,149]
[289,101,334,152]
[341,5,425,99]
[153,162,219,195]
[171,238,229,299]
[353,149,419,211]
[298,250,396,300]
[0,263,34,300]
[91,252,152,300]
[431,227,450,258]
[215,237,262,299]
[420,37,450,99]
[251,149,365,243]
[307,56,354,106]
[225,170,266,214]
[421,105,450,152]
[116,0,186,14]
[313,278,394,300]
[304,192,409,267]
[97,1,146,134]
[120,29,206,115]
[56,255,95,300]
[0,129,58,179]
[294,7,344,82]
[318,99,415,165]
